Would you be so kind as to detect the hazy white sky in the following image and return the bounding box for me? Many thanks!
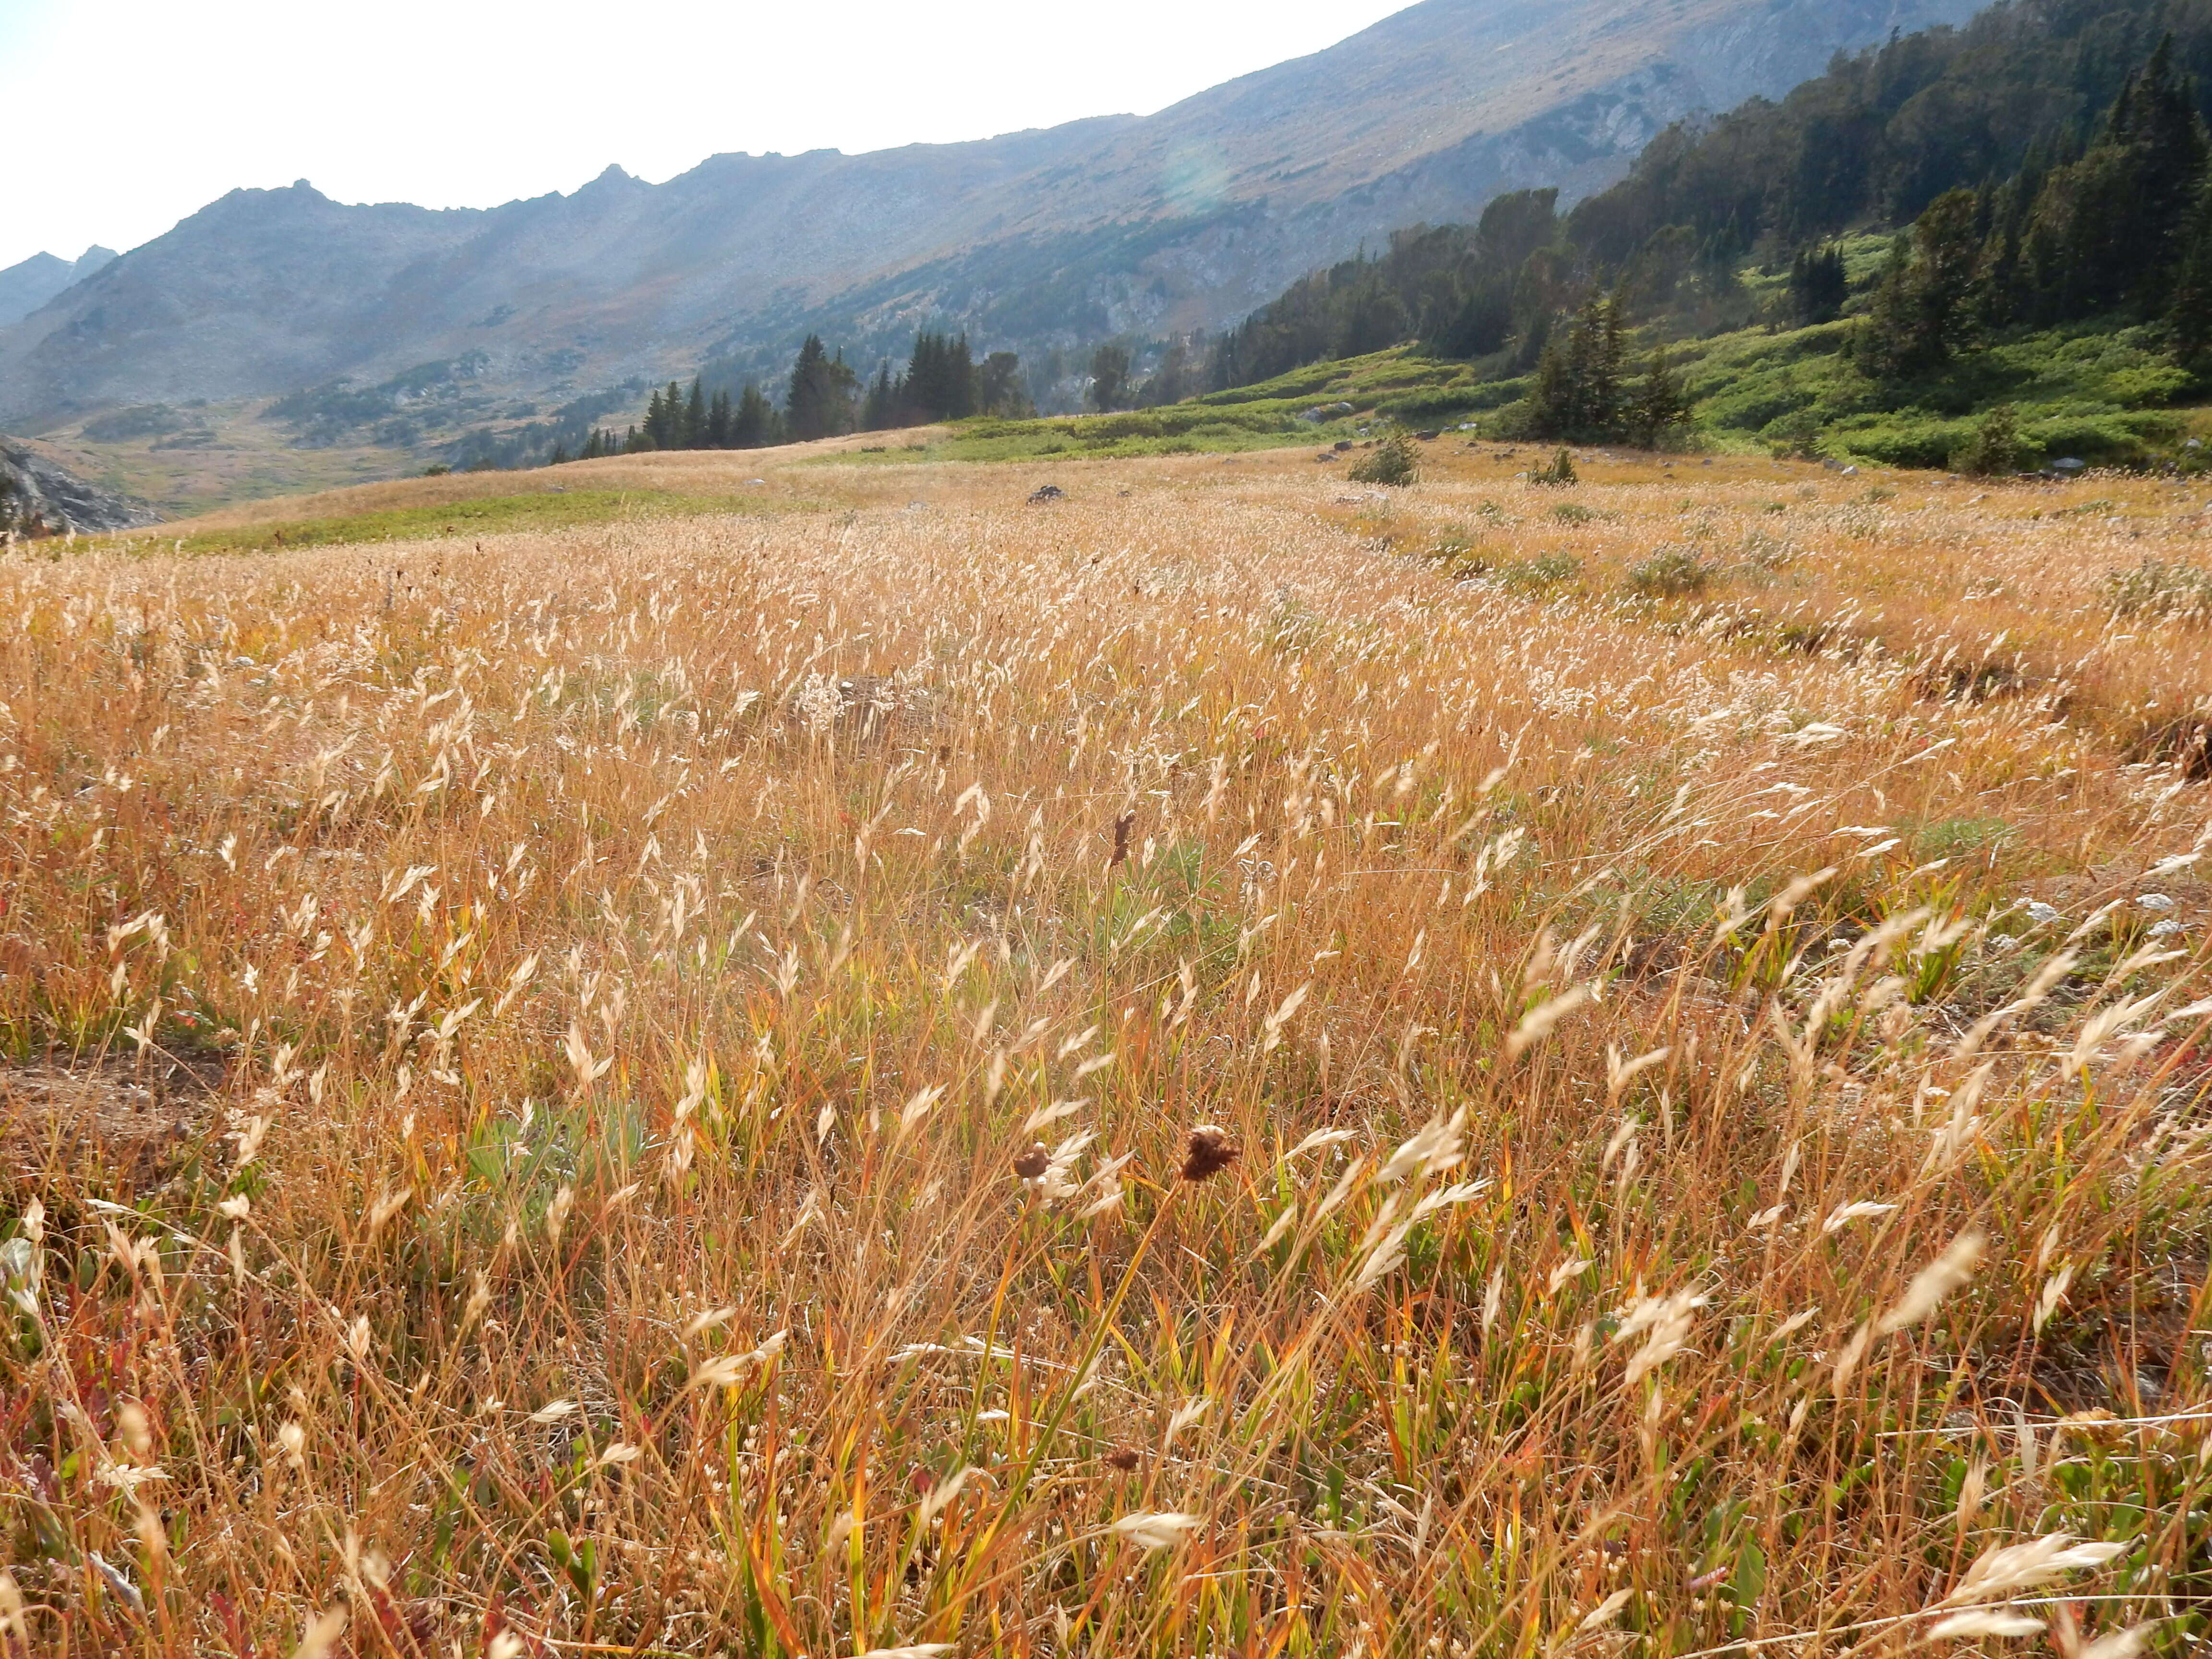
[0,0,1415,271]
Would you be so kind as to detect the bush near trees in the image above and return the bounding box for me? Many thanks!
[1952,404,2029,476]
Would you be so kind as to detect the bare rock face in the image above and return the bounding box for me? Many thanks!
[0,436,158,534]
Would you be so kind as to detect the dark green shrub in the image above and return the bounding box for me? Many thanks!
[1625,546,1715,597]
[1349,432,1419,487]
[1529,447,1577,486]
[1952,404,2029,476]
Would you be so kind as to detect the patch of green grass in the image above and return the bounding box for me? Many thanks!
[830,398,1364,465]
[1495,552,1582,593]
[98,488,797,557]
[1677,315,2198,467]
[1912,815,2015,861]
[840,421,1322,466]
[1161,294,2206,473]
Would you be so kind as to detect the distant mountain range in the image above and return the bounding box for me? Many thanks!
[0,247,115,329]
[0,0,1980,493]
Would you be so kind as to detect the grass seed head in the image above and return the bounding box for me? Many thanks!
[1181,1125,1240,1182]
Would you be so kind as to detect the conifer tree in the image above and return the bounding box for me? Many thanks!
[1525,294,1626,438]
[977,352,1030,417]
[1088,343,1131,412]
[707,389,733,448]
[733,382,777,448]
[1527,333,1575,437]
[649,382,685,448]
[684,378,707,449]
[863,361,898,431]
[1630,345,1693,446]
[1787,245,1850,323]
[2171,191,2212,370]
[1858,190,1984,382]
[785,337,857,441]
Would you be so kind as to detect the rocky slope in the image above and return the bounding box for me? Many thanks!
[0,436,158,533]
[0,0,1981,446]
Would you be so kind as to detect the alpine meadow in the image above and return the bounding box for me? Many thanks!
[2,435,2211,1656]
[8,0,2212,1647]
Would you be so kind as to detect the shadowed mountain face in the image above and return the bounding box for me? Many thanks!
[0,0,1979,434]
[0,247,116,330]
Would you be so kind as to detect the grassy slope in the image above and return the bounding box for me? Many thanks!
[1112,245,2212,471]
[71,305,2212,547]
[4,443,2210,1652]
[84,436,918,553]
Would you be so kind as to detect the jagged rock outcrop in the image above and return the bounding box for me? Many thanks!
[0,437,157,534]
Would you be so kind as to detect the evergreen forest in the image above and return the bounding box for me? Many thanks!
[571,332,1035,459]
[1197,0,2212,466]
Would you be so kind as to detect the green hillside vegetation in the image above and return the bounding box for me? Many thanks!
[1183,0,2212,472]
[824,352,1545,466]
[90,487,797,558]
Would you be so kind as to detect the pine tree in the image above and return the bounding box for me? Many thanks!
[1089,343,1131,412]
[1526,332,1576,438]
[732,382,777,448]
[786,337,840,441]
[1788,245,1850,323]
[1590,298,1626,434]
[944,334,975,420]
[863,361,898,430]
[2015,40,2209,323]
[1858,189,1984,382]
[641,382,689,450]
[895,332,981,423]
[977,352,1029,417]
[2171,189,2212,371]
[684,378,707,449]
[1524,294,1628,439]
[1629,345,1693,446]
[707,389,733,448]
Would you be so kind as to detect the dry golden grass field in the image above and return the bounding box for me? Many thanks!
[4,438,2212,1658]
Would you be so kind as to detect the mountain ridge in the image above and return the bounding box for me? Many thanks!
[0,0,1982,482]
[0,246,117,330]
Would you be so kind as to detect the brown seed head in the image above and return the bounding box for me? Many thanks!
[1180,1125,1239,1182]
[1102,1448,1141,1471]
[1012,1142,1050,1180]
[1109,810,1136,869]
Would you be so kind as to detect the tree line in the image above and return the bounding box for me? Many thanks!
[1200,0,2212,445]
[565,330,1034,459]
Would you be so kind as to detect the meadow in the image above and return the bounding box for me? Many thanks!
[3,438,2211,1657]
